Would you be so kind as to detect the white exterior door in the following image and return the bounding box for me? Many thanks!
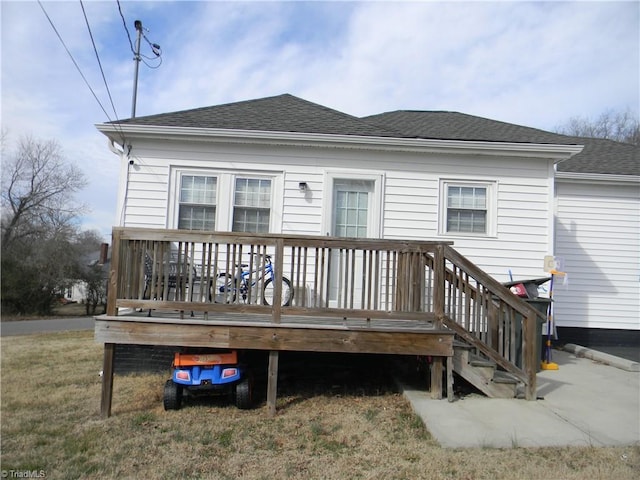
[327,177,380,306]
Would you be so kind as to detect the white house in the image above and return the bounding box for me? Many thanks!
[553,138,639,344]
[96,94,639,347]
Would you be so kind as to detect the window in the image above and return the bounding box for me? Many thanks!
[178,175,217,230]
[171,169,281,232]
[232,178,271,233]
[333,179,374,238]
[443,183,493,235]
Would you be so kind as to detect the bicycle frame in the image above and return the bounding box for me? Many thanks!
[235,258,275,301]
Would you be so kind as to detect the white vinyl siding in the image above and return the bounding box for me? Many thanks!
[554,180,640,330]
[118,139,553,282]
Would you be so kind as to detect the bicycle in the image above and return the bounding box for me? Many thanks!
[211,254,293,306]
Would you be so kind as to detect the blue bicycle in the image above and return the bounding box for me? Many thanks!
[211,254,293,306]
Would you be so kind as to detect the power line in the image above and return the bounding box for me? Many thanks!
[116,0,135,55]
[79,0,121,124]
[140,32,163,69]
[36,0,127,146]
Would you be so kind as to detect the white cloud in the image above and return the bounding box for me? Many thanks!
[2,0,637,237]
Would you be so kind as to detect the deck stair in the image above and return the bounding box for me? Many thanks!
[452,340,519,398]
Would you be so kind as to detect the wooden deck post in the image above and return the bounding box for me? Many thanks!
[431,245,446,399]
[106,229,121,317]
[523,311,537,400]
[100,343,115,418]
[267,351,279,416]
[266,239,284,416]
[446,355,454,402]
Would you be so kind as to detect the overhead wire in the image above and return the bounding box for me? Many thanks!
[79,0,122,127]
[116,0,135,55]
[36,0,127,147]
[116,3,163,84]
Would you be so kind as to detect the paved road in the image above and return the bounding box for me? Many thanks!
[0,317,95,336]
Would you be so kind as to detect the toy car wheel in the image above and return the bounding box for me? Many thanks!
[234,376,253,410]
[163,380,183,410]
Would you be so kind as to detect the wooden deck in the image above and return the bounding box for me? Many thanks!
[96,312,453,355]
[97,228,540,417]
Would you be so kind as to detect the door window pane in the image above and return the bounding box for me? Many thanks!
[333,179,374,238]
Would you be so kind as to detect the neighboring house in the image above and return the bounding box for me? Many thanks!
[96,94,639,347]
[63,244,110,306]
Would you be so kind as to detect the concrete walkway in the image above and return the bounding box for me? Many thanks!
[404,349,640,448]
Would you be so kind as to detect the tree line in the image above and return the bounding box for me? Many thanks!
[1,134,107,316]
[554,108,639,145]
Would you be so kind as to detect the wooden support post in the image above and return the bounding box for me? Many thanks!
[106,229,121,317]
[100,343,116,418]
[272,239,284,323]
[523,311,537,400]
[267,351,279,416]
[446,355,454,402]
[433,245,445,316]
[431,245,445,400]
[430,357,443,399]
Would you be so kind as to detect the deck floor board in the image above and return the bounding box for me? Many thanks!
[96,311,440,333]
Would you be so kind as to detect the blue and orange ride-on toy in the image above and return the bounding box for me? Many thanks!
[163,349,254,410]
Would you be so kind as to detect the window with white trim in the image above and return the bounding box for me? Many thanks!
[178,175,217,230]
[172,169,281,232]
[441,181,494,235]
[232,177,272,233]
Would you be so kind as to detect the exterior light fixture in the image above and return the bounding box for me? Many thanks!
[298,182,308,192]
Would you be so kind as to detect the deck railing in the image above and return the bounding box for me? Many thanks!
[438,246,542,399]
[108,228,453,322]
[107,227,538,399]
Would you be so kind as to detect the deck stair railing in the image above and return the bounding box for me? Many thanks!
[434,246,541,400]
[107,228,539,399]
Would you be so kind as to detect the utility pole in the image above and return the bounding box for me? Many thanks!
[130,20,143,119]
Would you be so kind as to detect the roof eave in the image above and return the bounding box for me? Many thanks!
[555,171,640,184]
[95,123,584,159]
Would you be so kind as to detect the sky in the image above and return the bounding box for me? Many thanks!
[2,0,638,239]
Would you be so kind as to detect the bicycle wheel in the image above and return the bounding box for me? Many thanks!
[262,277,292,306]
[211,273,235,303]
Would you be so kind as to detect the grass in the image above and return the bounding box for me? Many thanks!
[1,331,639,480]
[1,302,97,322]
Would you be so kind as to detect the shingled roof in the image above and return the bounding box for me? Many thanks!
[362,110,576,144]
[115,94,638,176]
[117,94,401,138]
[364,110,639,176]
[556,137,639,175]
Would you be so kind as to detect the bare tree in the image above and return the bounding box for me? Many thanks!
[1,136,87,248]
[1,135,90,315]
[554,108,640,145]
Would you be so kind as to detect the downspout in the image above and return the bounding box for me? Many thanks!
[108,138,130,227]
